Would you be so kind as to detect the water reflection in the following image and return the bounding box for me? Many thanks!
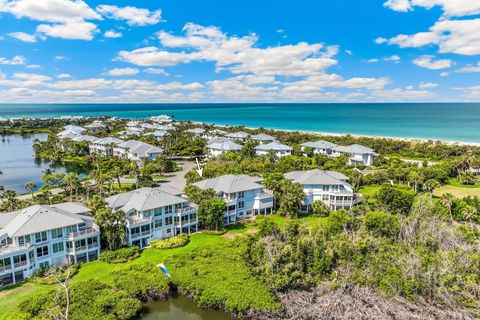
[0,134,88,193]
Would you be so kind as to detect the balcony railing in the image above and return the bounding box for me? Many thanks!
[14,261,28,269]
[66,226,100,239]
[131,230,151,240]
[0,264,12,273]
[127,216,152,226]
[255,191,274,199]
[175,206,197,214]
[0,243,32,256]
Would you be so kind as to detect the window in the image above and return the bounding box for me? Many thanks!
[51,228,63,239]
[52,242,64,253]
[154,207,162,217]
[35,232,47,243]
[87,237,97,247]
[66,225,77,234]
[238,191,245,198]
[165,216,173,225]
[165,206,173,214]
[189,213,197,220]
[238,201,245,209]
[39,261,49,269]
[18,235,31,246]
[75,239,86,250]
[36,246,49,257]
[154,219,162,229]
[322,194,329,201]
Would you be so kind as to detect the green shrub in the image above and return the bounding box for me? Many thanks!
[112,262,171,301]
[99,246,140,264]
[203,229,227,235]
[311,200,329,217]
[30,265,79,285]
[364,211,400,238]
[150,234,189,249]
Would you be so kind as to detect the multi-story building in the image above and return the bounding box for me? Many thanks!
[105,187,198,248]
[0,203,100,287]
[206,139,242,158]
[255,141,293,157]
[113,140,163,161]
[284,169,356,211]
[301,140,338,155]
[225,131,250,142]
[331,144,377,166]
[89,137,124,156]
[193,174,274,225]
[250,133,276,144]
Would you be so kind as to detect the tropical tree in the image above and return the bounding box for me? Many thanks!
[61,173,81,201]
[95,208,126,250]
[311,200,329,217]
[408,170,424,193]
[461,205,477,231]
[88,195,106,217]
[1,190,18,211]
[197,197,225,231]
[440,193,455,222]
[424,179,441,199]
[24,182,37,198]
[278,180,305,218]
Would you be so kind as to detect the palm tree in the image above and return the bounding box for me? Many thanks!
[440,193,455,222]
[24,182,37,199]
[424,179,441,198]
[408,170,423,193]
[1,190,18,211]
[461,205,477,231]
[61,173,80,202]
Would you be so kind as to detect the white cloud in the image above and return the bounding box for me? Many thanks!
[144,68,169,75]
[412,55,452,69]
[14,72,51,82]
[460,86,480,100]
[383,0,480,17]
[57,73,72,78]
[419,82,438,89]
[47,78,111,89]
[440,71,449,77]
[55,56,68,60]
[104,30,122,38]
[384,55,401,63]
[370,87,436,101]
[119,23,338,77]
[96,5,162,26]
[345,49,353,55]
[104,67,139,76]
[0,55,26,65]
[375,37,388,44]
[456,63,480,73]
[37,21,97,40]
[26,64,41,69]
[8,31,38,43]
[367,58,379,63]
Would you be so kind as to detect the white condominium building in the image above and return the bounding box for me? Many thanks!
[0,203,100,287]
[193,174,274,225]
[105,187,198,248]
[284,169,356,211]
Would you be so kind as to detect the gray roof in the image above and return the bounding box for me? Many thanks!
[284,169,350,186]
[92,137,124,145]
[207,140,242,151]
[332,144,376,155]
[209,129,227,135]
[250,134,275,142]
[226,131,250,139]
[208,136,232,144]
[116,140,163,156]
[71,135,97,143]
[63,125,86,133]
[187,128,206,134]
[106,187,188,212]
[58,131,82,140]
[301,140,337,149]
[193,174,264,194]
[0,203,91,237]
[255,141,292,151]
[156,125,175,131]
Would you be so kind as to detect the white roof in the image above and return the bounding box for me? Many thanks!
[285,169,350,187]
[208,136,232,144]
[250,134,275,142]
[71,135,97,143]
[226,131,250,139]
[63,125,85,133]
[187,128,206,134]
[193,174,264,194]
[116,140,163,156]
[332,144,377,155]
[207,140,242,151]
[0,203,91,237]
[301,140,338,149]
[209,129,227,135]
[106,187,188,212]
[92,137,124,145]
[255,141,292,151]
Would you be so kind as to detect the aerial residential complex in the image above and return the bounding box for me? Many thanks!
[193,174,274,225]
[284,169,356,211]
[105,187,198,248]
[0,203,100,287]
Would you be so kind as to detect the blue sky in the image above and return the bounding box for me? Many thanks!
[0,0,480,103]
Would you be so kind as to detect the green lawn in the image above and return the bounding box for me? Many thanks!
[0,215,324,318]
[359,184,415,197]
[447,178,480,188]
[434,185,480,199]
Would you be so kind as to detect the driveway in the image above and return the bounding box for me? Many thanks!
[158,161,195,191]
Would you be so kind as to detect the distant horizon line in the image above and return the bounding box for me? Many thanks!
[1,102,480,105]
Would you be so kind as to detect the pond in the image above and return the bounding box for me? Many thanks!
[0,134,87,193]
[140,296,233,320]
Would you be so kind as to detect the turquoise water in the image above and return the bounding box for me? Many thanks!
[0,103,479,142]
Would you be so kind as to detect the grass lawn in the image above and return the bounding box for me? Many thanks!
[434,185,480,198]
[359,184,415,197]
[447,178,480,188]
[0,215,324,318]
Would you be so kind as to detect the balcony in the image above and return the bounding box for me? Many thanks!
[0,264,12,273]
[131,230,151,240]
[175,205,197,214]
[66,226,100,239]
[127,216,152,226]
[14,261,28,269]
[0,243,32,256]
[255,191,274,199]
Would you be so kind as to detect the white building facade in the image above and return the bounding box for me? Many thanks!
[284,169,356,212]
[193,174,274,225]
[0,203,100,288]
[113,140,163,161]
[89,137,124,156]
[331,144,377,166]
[106,187,198,248]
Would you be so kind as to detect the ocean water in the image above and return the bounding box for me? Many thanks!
[0,103,479,143]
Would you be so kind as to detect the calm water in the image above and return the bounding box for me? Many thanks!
[140,296,232,320]
[0,134,85,193]
[1,103,480,142]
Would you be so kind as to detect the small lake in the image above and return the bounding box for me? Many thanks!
[0,134,86,194]
[140,296,233,320]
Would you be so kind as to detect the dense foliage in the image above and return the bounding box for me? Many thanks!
[150,233,190,249]
[99,246,140,264]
